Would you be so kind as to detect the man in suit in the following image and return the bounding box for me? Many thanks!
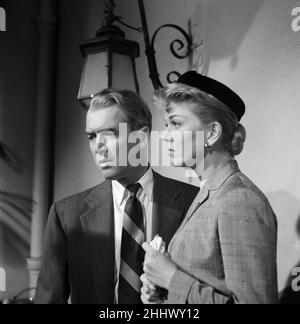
[34,89,198,304]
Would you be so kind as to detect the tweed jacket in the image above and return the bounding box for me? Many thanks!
[167,160,278,304]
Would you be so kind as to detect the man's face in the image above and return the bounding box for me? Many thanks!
[86,105,134,181]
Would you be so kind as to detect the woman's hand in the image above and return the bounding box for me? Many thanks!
[140,274,165,304]
[142,242,178,290]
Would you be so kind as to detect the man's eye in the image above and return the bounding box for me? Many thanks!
[87,134,95,140]
[102,131,116,137]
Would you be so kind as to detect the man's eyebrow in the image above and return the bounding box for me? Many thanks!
[85,127,118,134]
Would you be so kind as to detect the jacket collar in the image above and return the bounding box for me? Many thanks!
[182,159,240,226]
[84,170,181,208]
[203,159,240,192]
[84,180,112,209]
[111,168,154,207]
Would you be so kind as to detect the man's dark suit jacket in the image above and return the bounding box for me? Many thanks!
[34,172,199,304]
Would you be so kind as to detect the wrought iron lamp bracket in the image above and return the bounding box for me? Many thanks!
[99,0,197,90]
[150,23,193,84]
[138,0,196,89]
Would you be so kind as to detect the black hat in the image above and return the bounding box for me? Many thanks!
[177,71,245,121]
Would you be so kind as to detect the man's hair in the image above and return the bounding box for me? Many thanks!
[89,89,152,132]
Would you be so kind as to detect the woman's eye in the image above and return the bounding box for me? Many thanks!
[164,120,182,128]
[172,121,181,128]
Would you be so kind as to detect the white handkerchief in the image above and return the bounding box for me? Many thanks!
[149,234,166,253]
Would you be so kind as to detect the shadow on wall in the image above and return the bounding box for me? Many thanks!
[280,214,300,304]
[266,191,300,304]
[191,0,263,73]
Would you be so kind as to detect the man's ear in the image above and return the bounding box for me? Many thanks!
[207,122,222,147]
[130,126,150,148]
[140,126,150,137]
[139,127,150,148]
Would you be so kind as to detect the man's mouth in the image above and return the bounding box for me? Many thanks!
[96,156,115,166]
[98,159,114,164]
[96,152,113,163]
[98,161,115,170]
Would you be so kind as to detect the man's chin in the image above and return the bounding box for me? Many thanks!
[99,166,122,180]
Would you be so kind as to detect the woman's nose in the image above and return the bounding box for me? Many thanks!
[161,129,173,143]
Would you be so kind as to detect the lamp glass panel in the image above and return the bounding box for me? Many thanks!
[80,52,108,97]
[112,53,137,91]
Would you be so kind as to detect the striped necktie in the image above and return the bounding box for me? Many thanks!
[118,183,145,304]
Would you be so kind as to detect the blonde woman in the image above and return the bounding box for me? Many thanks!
[141,71,278,304]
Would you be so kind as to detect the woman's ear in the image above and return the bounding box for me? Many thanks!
[207,122,222,147]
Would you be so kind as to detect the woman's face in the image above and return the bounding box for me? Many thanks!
[162,102,206,169]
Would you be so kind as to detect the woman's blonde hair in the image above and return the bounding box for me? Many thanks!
[154,83,246,156]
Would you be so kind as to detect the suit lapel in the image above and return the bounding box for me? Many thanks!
[152,172,186,246]
[180,187,209,228]
[80,181,115,304]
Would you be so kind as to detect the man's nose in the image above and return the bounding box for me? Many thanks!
[95,133,106,149]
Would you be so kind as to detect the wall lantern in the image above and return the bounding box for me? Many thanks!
[78,0,195,109]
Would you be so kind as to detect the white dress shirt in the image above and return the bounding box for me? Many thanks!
[111,168,154,303]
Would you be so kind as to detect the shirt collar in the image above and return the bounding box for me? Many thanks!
[112,179,127,207]
[138,167,154,202]
[112,168,154,206]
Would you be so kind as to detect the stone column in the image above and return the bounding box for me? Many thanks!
[27,0,58,298]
